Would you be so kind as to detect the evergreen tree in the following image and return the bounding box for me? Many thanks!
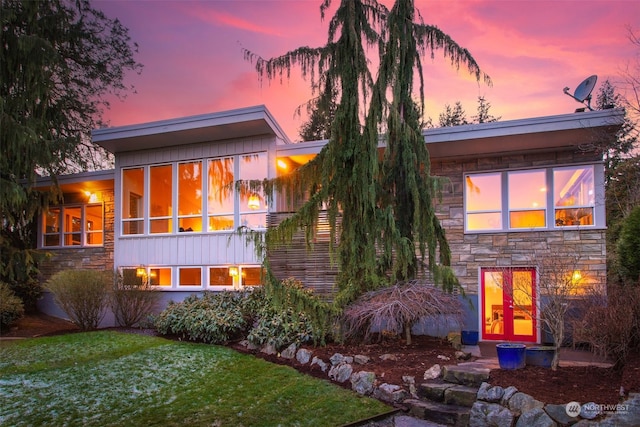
[438,102,468,127]
[245,0,489,304]
[472,95,500,123]
[1,0,141,298]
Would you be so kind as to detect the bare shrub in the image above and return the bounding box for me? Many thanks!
[341,280,463,345]
[111,270,160,327]
[577,284,640,369]
[46,270,112,331]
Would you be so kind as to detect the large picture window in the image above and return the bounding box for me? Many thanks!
[465,165,599,232]
[42,204,104,247]
[119,153,268,236]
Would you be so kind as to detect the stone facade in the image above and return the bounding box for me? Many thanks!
[38,189,115,282]
[431,149,606,295]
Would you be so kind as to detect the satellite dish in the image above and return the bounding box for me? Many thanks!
[563,75,597,111]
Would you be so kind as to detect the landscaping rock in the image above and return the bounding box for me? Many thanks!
[311,356,328,372]
[477,382,505,403]
[442,365,490,387]
[580,402,600,420]
[296,348,312,365]
[330,353,352,365]
[500,386,518,406]
[444,384,479,407]
[515,407,557,427]
[280,343,297,359]
[455,350,472,360]
[469,401,514,427]
[354,354,370,365]
[418,382,455,402]
[350,371,376,395]
[328,363,353,383]
[544,403,579,426]
[403,375,417,397]
[437,354,451,361]
[260,343,277,355]
[406,399,470,426]
[380,353,398,361]
[507,392,543,417]
[374,383,408,403]
[423,364,442,380]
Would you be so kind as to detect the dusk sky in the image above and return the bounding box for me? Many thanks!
[95,0,640,141]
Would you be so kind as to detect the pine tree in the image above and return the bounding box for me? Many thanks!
[244,0,489,304]
[1,0,141,298]
[438,102,469,127]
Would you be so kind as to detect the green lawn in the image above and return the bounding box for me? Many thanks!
[0,331,390,426]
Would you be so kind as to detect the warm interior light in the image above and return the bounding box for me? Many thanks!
[247,194,261,210]
[277,159,288,170]
[572,270,582,283]
[228,266,239,277]
[136,267,146,277]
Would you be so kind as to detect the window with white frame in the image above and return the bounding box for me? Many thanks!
[42,204,104,247]
[465,165,598,232]
[120,152,268,236]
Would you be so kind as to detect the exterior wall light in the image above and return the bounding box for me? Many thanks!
[228,266,239,277]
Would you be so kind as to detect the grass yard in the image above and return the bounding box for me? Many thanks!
[0,332,390,426]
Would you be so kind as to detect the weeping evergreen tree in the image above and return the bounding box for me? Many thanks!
[244,0,490,305]
[371,0,490,286]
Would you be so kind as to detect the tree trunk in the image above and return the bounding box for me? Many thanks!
[404,322,412,345]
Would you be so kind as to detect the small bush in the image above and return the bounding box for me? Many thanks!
[617,205,640,283]
[246,277,331,350]
[6,279,42,314]
[0,281,24,330]
[46,270,112,331]
[154,291,250,344]
[111,270,161,327]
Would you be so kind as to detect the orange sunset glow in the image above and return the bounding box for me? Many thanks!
[95,0,639,141]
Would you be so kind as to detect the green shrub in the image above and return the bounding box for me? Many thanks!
[0,281,24,330]
[111,270,161,327]
[6,279,42,314]
[46,270,112,331]
[247,277,332,350]
[617,205,640,284]
[154,291,250,344]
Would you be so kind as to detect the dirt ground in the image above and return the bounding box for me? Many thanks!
[3,313,639,406]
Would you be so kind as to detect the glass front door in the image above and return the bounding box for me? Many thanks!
[481,268,537,342]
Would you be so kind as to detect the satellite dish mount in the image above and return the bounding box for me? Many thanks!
[563,75,597,111]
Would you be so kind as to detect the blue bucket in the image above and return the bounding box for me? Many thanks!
[461,330,479,345]
[526,346,556,368]
[496,343,526,369]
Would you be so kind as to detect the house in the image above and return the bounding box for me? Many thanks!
[35,105,624,343]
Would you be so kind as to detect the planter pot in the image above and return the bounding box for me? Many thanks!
[461,330,479,346]
[526,346,556,368]
[496,343,526,369]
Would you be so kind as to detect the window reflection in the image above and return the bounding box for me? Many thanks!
[554,167,594,226]
[509,170,546,229]
[465,173,502,231]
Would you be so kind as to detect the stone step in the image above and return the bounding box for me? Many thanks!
[418,382,479,407]
[404,399,470,427]
[441,364,490,387]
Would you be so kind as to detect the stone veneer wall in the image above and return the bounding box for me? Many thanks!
[432,149,606,295]
[38,189,115,282]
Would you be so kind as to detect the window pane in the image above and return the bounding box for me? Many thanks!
[179,162,202,231]
[86,205,103,245]
[150,268,172,287]
[509,170,546,210]
[179,268,201,287]
[64,207,82,245]
[150,164,173,233]
[509,210,546,228]
[122,168,144,235]
[208,157,235,231]
[239,153,268,215]
[240,213,267,229]
[241,267,263,286]
[467,212,502,230]
[209,267,233,287]
[466,173,501,212]
[44,208,60,246]
[554,166,594,227]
